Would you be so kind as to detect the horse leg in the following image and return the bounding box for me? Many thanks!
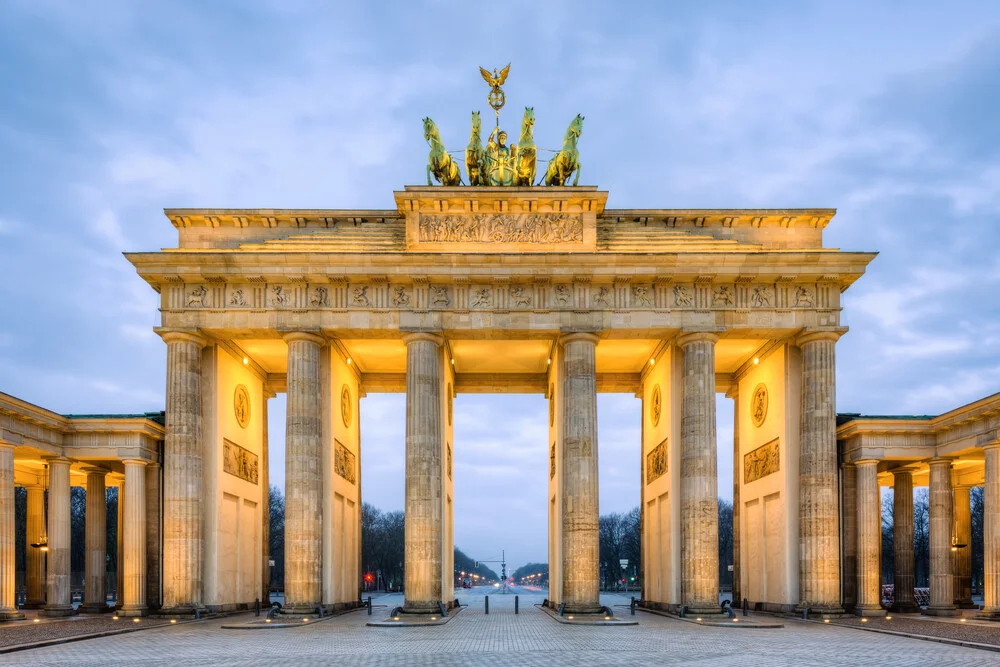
[573,162,581,187]
[427,164,434,186]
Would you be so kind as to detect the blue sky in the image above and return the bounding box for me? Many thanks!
[2,1,999,571]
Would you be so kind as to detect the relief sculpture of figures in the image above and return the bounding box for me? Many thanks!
[514,107,536,186]
[352,286,370,307]
[539,114,584,186]
[188,285,208,307]
[431,285,450,306]
[229,288,247,307]
[673,284,693,307]
[510,286,531,307]
[465,111,487,186]
[423,117,462,186]
[794,286,814,307]
[750,285,772,308]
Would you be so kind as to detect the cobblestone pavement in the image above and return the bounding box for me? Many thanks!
[2,592,997,666]
[0,611,172,649]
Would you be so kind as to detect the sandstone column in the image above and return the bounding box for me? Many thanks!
[42,457,73,616]
[261,390,273,605]
[981,442,1000,619]
[81,467,109,613]
[121,460,147,616]
[282,332,325,614]
[925,458,958,616]
[891,470,919,612]
[145,462,161,610]
[728,386,741,606]
[953,485,974,608]
[160,330,207,614]
[841,463,857,611]
[116,481,124,608]
[797,331,843,613]
[23,484,45,609]
[0,444,24,620]
[855,460,884,616]
[560,333,601,614]
[678,332,720,614]
[402,332,445,613]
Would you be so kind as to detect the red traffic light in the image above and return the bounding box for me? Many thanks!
[364,573,374,582]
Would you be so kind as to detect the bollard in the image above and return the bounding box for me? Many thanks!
[367,596,373,616]
[742,597,748,617]
[194,609,201,620]
[485,595,489,615]
[317,605,325,618]
[255,598,260,617]
[515,595,519,614]
[630,596,636,616]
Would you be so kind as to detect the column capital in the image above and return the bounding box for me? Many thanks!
[724,385,738,400]
[892,468,914,479]
[81,465,109,476]
[676,330,720,347]
[928,456,953,467]
[281,331,326,346]
[0,442,14,453]
[157,329,208,347]
[121,458,149,467]
[401,331,444,346]
[559,332,600,346]
[980,438,1000,451]
[796,328,847,347]
[855,458,880,468]
[44,456,73,465]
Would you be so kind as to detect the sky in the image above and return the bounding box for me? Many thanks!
[2,1,999,573]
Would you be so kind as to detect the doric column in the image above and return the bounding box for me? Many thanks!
[261,390,274,605]
[855,460,884,616]
[145,463,161,610]
[159,330,207,614]
[402,332,445,613]
[560,332,601,614]
[728,386,741,606]
[891,470,919,612]
[952,485,974,608]
[980,443,1000,619]
[925,458,958,615]
[121,460,147,616]
[81,467,109,613]
[796,330,843,613]
[841,463,857,611]
[0,444,24,620]
[116,481,124,608]
[23,484,46,609]
[282,332,325,614]
[42,457,74,616]
[677,331,719,614]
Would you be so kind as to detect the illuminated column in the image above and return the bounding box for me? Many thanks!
[116,481,124,607]
[42,457,74,617]
[282,332,325,614]
[854,460,884,616]
[979,443,1000,619]
[560,332,601,614]
[728,386,741,606]
[925,458,958,616]
[841,463,857,610]
[23,484,46,609]
[678,332,720,614]
[0,444,24,620]
[797,331,843,613]
[261,390,274,604]
[952,485,973,608]
[81,467,109,613]
[160,330,207,614]
[891,470,918,612]
[402,332,444,613]
[145,462,161,610]
[121,460,147,616]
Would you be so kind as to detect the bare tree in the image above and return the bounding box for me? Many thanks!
[268,485,284,589]
[718,499,733,590]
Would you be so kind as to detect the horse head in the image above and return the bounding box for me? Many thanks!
[423,117,437,143]
[522,106,535,130]
[569,114,584,138]
[470,111,481,137]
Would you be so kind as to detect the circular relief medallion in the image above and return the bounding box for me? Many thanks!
[751,383,768,427]
[341,384,352,428]
[549,384,555,427]
[447,383,453,426]
[233,384,251,429]
[650,385,662,427]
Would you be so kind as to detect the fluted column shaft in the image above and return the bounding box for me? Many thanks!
[892,470,918,612]
[953,485,973,607]
[561,333,600,613]
[261,392,273,604]
[855,460,884,615]
[402,333,444,612]
[926,458,958,615]
[729,387,741,605]
[24,485,45,608]
[283,332,325,613]
[841,463,857,610]
[116,482,124,607]
[160,331,206,613]
[980,444,1000,618]
[121,460,147,616]
[0,444,22,619]
[145,463,161,610]
[797,331,843,612]
[81,469,109,613]
[678,332,719,614]
[43,457,73,616]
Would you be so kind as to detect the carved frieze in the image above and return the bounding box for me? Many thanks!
[234,385,251,429]
[751,383,768,427]
[335,440,356,484]
[418,213,583,244]
[650,385,661,427]
[646,438,667,484]
[341,384,352,428]
[744,439,779,484]
[223,439,258,485]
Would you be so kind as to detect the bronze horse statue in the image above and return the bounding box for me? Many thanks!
[514,107,536,186]
[539,114,584,186]
[465,111,487,186]
[423,117,462,186]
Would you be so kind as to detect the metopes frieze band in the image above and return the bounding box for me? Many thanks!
[172,280,830,312]
[418,213,584,244]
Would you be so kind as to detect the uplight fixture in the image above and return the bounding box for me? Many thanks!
[753,357,759,365]
[242,357,249,365]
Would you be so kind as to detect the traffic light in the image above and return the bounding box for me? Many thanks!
[364,573,373,583]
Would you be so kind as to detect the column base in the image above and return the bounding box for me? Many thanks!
[155,604,207,617]
[955,600,978,609]
[279,603,327,617]
[976,608,1000,621]
[561,602,606,615]
[40,605,76,618]
[119,606,148,617]
[399,600,444,615]
[854,605,886,617]
[79,603,112,614]
[0,610,25,621]
[795,603,846,617]
[20,600,45,610]
[890,602,921,613]
[922,606,961,617]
